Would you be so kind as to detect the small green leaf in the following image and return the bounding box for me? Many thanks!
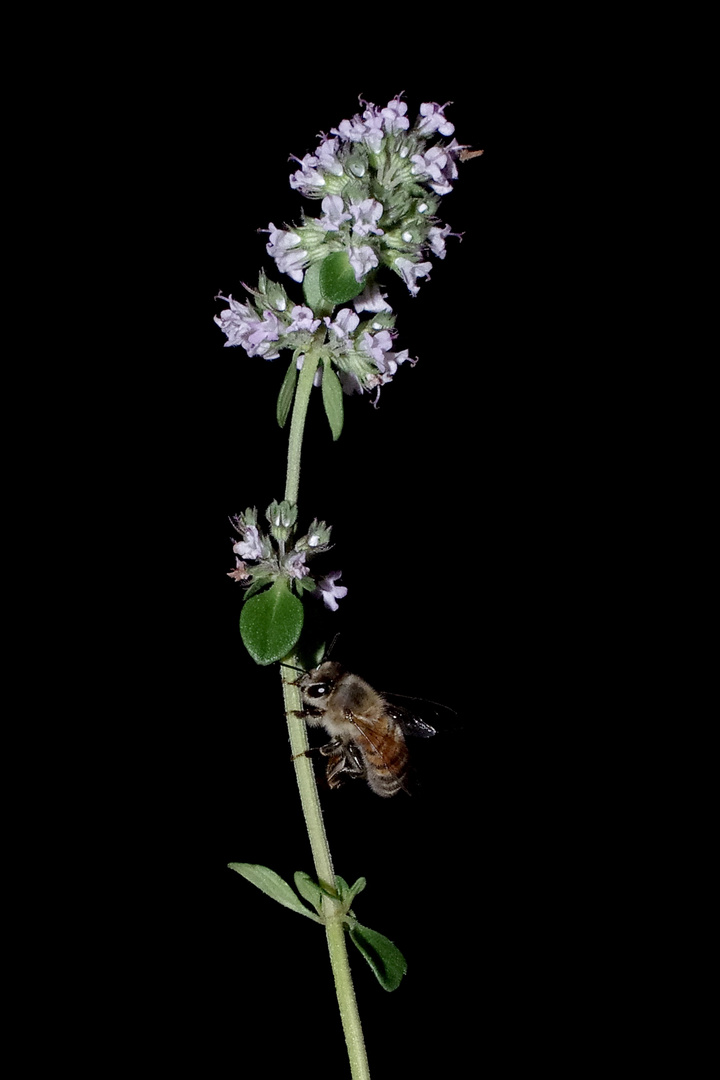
[346,877,367,905]
[277,356,298,428]
[240,578,304,665]
[319,252,365,304]
[334,875,366,906]
[334,875,351,901]
[293,871,325,914]
[348,923,408,992]
[321,362,344,441]
[228,863,322,921]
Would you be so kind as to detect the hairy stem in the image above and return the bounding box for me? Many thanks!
[281,667,334,888]
[280,351,371,1079]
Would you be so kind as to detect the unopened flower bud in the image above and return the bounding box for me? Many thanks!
[307,519,332,548]
[267,499,298,541]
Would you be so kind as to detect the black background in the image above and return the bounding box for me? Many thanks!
[89,53,611,1079]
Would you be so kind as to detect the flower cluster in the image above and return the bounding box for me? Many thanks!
[216,95,473,401]
[266,95,464,304]
[281,95,464,296]
[229,503,347,611]
[215,271,415,399]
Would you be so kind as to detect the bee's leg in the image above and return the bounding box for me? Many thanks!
[290,703,325,721]
[317,736,344,757]
[291,735,342,762]
[326,742,365,788]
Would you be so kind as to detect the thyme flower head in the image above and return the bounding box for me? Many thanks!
[215,94,475,401]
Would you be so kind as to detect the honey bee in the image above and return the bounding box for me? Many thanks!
[294,661,440,797]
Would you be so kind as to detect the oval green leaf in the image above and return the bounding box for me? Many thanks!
[239,579,304,665]
[302,262,325,312]
[348,922,408,992]
[319,252,365,304]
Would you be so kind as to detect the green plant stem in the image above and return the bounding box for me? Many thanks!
[281,669,334,889]
[280,350,371,1080]
[284,348,318,506]
[282,657,370,1080]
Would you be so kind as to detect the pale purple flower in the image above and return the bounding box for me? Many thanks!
[353,282,392,313]
[266,223,300,253]
[381,97,410,134]
[347,244,379,282]
[277,247,307,282]
[233,526,264,561]
[416,101,455,137]
[332,116,367,143]
[394,257,433,296]
[284,550,309,579]
[325,308,360,340]
[331,106,384,153]
[288,153,326,192]
[244,310,283,357]
[214,296,282,357]
[314,571,347,611]
[320,194,352,232]
[410,145,459,195]
[359,103,385,152]
[315,135,345,176]
[266,223,307,282]
[287,305,321,333]
[214,294,256,348]
[427,224,454,259]
[364,342,415,391]
[360,328,395,367]
[349,198,384,237]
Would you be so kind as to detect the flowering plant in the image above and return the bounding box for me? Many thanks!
[216,94,480,1079]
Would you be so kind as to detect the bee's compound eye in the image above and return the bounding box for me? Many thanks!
[307,683,329,698]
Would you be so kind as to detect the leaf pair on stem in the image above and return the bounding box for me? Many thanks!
[228,862,407,992]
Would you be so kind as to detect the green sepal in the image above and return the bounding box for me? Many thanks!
[228,863,322,922]
[321,361,344,441]
[348,922,408,992]
[277,355,298,428]
[239,578,304,665]
[293,575,318,596]
[319,251,365,304]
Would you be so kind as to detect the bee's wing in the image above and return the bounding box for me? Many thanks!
[384,692,461,737]
[386,703,437,739]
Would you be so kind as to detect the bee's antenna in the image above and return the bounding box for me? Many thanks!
[281,662,306,674]
[323,633,341,661]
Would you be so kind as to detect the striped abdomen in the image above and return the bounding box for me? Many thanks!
[352,715,409,797]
